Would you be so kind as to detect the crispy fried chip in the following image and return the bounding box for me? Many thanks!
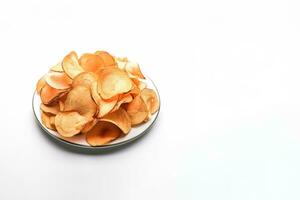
[72,72,97,88]
[55,111,90,137]
[86,121,122,146]
[58,93,67,111]
[125,95,148,125]
[81,119,98,133]
[115,57,128,70]
[131,77,147,90]
[95,51,116,67]
[40,103,60,115]
[49,115,56,130]
[97,68,132,99]
[50,63,64,72]
[125,61,145,79]
[62,51,85,79]
[79,53,105,73]
[41,111,56,131]
[36,75,46,94]
[91,81,118,118]
[99,108,131,134]
[64,86,97,118]
[40,84,67,105]
[111,93,133,112]
[141,88,159,114]
[45,71,72,90]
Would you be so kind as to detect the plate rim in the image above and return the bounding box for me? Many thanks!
[32,77,160,150]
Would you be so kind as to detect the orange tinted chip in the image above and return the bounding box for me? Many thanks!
[36,75,46,95]
[40,84,66,105]
[55,111,90,137]
[125,61,145,79]
[86,121,122,146]
[125,95,148,125]
[141,88,159,114]
[72,72,97,88]
[95,51,116,67]
[79,53,105,73]
[64,86,97,119]
[62,51,85,79]
[45,71,72,90]
[100,108,131,134]
[50,63,64,72]
[41,111,56,131]
[40,103,60,115]
[97,68,132,99]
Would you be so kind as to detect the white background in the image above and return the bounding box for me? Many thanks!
[1,0,300,199]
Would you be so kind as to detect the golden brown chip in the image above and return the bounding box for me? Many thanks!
[125,61,145,79]
[40,84,67,105]
[115,57,128,70]
[111,93,133,112]
[58,93,68,111]
[79,53,105,73]
[125,95,148,125]
[55,111,90,137]
[45,71,72,90]
[59,101,64,111]
[97,68,132,99]
[49,115,56,130]
[86,121,122,146]
[95,51,116,67]
[141,88,159,114]
[50,63,64,72]
[36,75,46,94]
[81,119,98,133]
[41,111,56,131]
[62,51,85,79]
[99,108,131,134]
[131,77,147,90]
[91,81,118,117]
[72,72,97,88]
[64,86,97,118]
[40,103,60,115]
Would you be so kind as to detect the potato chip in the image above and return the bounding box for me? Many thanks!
[100,108,131,134]
[45,71,72,90]
[131,77,147,90]
[50,63,64,72]
[58,93,67,111]
[62,51,85,79]
[79,53,105,73]
[40,103,60,115]
[125,61,145,79]
[36,75,46,94]
[111,93,133,112]
[55,111,90,137]
[95,51,116,67]
[125,95,148,125]
[49,115,56,130]
[86,121,122,146]
[141,88,159,114]
[90,81,118,117]
[41,111,56,131]
[59,100,64,111]
[81,119,98,133]
[72,72,97,88]
[40,84,67,105]
[64,86,97,118]
[115,57,128,70]
[97,68,132,99]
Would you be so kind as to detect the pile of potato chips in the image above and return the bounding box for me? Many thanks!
[36,51,159,146]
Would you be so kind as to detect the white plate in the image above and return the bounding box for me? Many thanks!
[32,77,160,151]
